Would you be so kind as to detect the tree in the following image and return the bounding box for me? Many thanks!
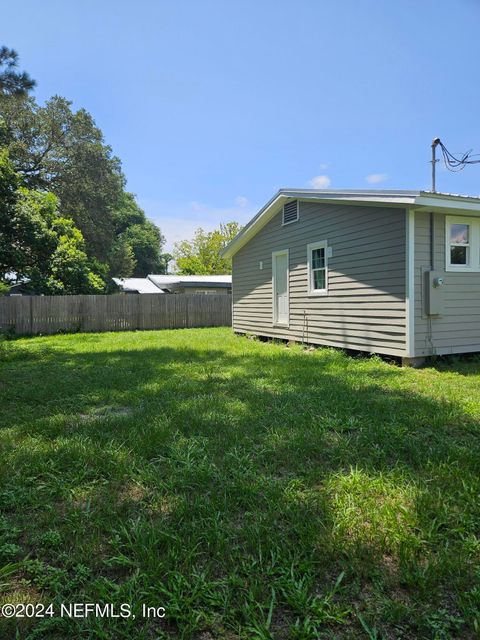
[0,95,124,260]
[120,220,167,276]
[108,237,136,278]
[112,192,146,235]
[113,193,171,275]
[0,49,167,282]
[0,148,55,279]
[173,222,241,275]
[30,216,104,295]
[0,150,104,294]
[0,46,35,97]
[0,150,19,271]
[1,95,167,274]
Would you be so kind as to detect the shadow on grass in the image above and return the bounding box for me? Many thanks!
[1,332,479,639]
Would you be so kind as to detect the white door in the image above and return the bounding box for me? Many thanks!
[273,250,289,326]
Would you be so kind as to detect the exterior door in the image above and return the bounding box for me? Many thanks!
[272,250,289,326]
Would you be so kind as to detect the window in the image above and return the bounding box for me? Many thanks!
[446,216,480,271]
[307,240,328,295]
[282,200,299,225]
[449,223,469,265]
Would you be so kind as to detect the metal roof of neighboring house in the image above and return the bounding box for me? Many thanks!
[113,275,232,293]
[148,274,232,289]
[222,188,480,259]
[113,278,164,294]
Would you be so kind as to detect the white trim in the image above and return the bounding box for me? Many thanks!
[405,208,415,357]
[222,188,480,260]
[415,195,480,212]
[445,215,480,272]
[282,200,299,226]
[307,240,329,296]
[272,249,289,327]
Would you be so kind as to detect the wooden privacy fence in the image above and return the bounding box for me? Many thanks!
[0,294,232,335]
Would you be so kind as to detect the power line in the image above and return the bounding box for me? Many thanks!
[431,137,480,191]
[438,140,480,172]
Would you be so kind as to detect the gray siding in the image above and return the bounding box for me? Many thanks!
[414,211,480,356]
[232,201,407,356]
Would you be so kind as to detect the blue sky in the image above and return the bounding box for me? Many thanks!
[4,0,480,249]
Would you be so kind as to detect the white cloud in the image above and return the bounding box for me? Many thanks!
[189,200,207,211]
[365,173,388,184]
[309,175,331,189]
[235,196,249,208]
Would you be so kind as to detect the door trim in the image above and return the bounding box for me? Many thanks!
[272,249,289,328]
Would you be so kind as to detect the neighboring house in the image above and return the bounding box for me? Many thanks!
[222,189,480,364]
[113,274,232,295]
[112,277,164,294]
[148,275,232,294]
[2,273,32,296]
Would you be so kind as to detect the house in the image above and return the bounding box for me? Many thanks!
[113,274,232,295]
[112,277,164,294]
[222,189,480,365]
[148,274,232,294]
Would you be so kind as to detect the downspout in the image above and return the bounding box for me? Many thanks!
[430,211,435,270]
[427,211,436,355]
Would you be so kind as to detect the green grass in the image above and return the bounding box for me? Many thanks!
[1,328,480,639]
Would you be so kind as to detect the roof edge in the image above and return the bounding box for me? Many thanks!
[222,188,480,259]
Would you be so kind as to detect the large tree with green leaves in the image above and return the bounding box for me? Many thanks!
[0,46,168,281]
[1,95,169,276]
[0,150,104,294]
[0,95,124,261]
[173,222,241,275]
[121,220,167,276]
[112,191,169,275]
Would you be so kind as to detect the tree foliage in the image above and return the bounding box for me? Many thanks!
[0,58,168,280]
[108,238,137,279]
[0,46,35,97]
[173,222,241,275]
[121,220,167,276]
[0,150,103,294]
[0,95,124,261]
[112,191,146,235]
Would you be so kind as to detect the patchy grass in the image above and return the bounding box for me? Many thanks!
[0,328,480,639]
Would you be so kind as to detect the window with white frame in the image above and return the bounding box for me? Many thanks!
[446,216,480,271]
[307,240,328,294]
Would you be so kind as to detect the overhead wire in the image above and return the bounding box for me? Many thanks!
[438,140,480,172]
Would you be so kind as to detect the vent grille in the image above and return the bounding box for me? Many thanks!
[283,200,298,225]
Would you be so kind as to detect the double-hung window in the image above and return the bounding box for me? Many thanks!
[446,216,480,271]
[307,240,328,295]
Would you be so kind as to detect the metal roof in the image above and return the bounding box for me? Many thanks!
[148,274,231,289]
[114,275,232,292]
[113,278,164,294]
[222,188,480,259]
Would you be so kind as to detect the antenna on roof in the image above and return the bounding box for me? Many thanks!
[431,137,480,193]
[431,138,441,192]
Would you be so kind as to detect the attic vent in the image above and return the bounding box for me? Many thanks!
[283,200,299,225]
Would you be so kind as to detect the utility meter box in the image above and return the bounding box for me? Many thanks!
[424,270,444,316]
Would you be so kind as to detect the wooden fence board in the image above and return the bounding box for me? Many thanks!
[0,294,232,335]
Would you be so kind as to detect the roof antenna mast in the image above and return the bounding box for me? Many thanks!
[431,137,441,192]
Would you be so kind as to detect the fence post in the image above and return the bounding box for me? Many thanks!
[29,296,33,334]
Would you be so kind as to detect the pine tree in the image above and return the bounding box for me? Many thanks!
[0,46,35,96]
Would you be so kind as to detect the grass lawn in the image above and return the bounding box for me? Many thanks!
[1,328,480,639]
